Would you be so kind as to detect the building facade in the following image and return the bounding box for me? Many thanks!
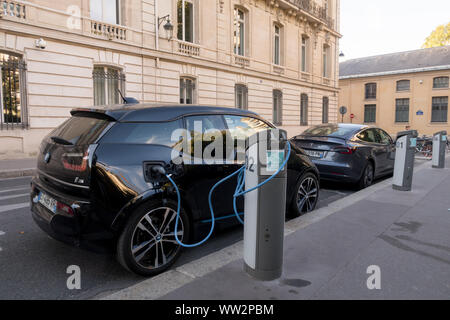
[339,46,450,137]
[0,0,340,159]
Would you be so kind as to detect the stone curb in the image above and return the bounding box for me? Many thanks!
[0,168,36,179]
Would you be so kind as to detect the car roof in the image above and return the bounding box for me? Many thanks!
[71,103,262,122]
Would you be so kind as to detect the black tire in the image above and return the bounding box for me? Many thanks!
[289,172,319,218]
[117,199,190,276]
[358,161,374,190]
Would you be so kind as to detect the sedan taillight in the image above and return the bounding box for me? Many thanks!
[333,146,357,155]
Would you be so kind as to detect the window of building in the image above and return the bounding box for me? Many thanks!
[234,8,246,56]
[322,96,329,124]
[301,35,309,72]
[364,104,376,123]
[180,77,196,104]
[395,98,410,123]
[235,84,248,110]
[365,83,377,100]
[90,0,120,24]
[177,0,194,43]
[273,25,282,66]
[431,97,448,123]
[300,93,308,126]
[323,44,330,78]
[93,66,125,106]
[433,77,449,89]
[273,90,283,125]
[396,80,410,92]
[1,52,28,128]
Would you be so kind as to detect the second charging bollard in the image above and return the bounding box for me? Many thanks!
[243,129,288,281]
[393,130,418,191]
[432,131,447,169]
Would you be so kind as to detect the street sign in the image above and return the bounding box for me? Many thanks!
[416,110,424,116]
[339,106,348,115]
[350,113,355,119]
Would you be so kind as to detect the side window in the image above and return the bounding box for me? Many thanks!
[101,120,183,147]
[357,129,377,143]
[185,115,227,161]
[224,115,271,139]
[377,129,392,145]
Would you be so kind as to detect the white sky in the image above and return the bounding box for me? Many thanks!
[340,0,450,60]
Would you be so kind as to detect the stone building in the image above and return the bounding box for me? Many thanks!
[0,0,340,158]
[339,46,450,136]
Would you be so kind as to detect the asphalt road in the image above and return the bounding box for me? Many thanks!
[0,172,394,300]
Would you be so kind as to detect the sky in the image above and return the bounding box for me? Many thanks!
[340,0,450,61]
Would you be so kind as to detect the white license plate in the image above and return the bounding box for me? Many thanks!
[38,192,57,213]
[304,150,325,159]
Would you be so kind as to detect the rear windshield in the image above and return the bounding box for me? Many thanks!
[101,120,183,147]
[301,125,357,138]
[50,115,110,146]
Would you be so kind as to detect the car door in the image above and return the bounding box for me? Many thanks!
[377,129,395,173]
[182,114,237,222]
[356,128,385,176]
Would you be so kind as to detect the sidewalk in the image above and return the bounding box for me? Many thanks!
[104,157,450,300]
[0,158,36,179]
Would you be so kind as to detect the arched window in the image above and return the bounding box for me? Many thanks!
[1,52,28,129]
[322,97,329,124]
[235,84,248,110]
[93,66,125,106]
[396,80,410,92]
[273,90,283,125]
[180,77,196,104]
[300,94,308,126]
[433,76,449,89]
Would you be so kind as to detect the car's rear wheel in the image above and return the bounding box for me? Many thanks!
[290,172,319,218]
[358,162,374,189]
[117,200,189,276]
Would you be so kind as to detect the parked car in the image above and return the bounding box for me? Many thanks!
[31,104,319,276]
[290,124,395,189]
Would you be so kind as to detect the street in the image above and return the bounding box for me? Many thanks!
[0,160,427,299]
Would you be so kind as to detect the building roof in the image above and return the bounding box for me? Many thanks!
[71,104,261,122]
[340,46,450,79]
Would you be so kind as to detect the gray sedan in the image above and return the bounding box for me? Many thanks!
[290,124,395,189]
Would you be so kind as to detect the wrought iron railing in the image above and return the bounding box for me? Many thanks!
[286,0,335,29]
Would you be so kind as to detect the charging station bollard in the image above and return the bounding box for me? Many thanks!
[243,129,288,281]
[432,131,447,169]
[393,130,418,191]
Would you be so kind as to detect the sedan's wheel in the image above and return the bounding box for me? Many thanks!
[117,200,189,276]
[290,172,319,218]
[358,162,374,189]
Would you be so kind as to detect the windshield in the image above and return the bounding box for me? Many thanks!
[300,125,358,138]
[50,115,110,146]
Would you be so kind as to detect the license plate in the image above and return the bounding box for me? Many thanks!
[304,150,325,159]
[38,192,57,213]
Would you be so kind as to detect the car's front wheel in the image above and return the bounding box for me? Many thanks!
[117,200,190,276]
[290,172,319,218]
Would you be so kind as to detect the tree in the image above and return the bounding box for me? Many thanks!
[422,22,450,48]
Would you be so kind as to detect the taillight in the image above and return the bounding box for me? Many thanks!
[333,146,357,155]
[62,151,88,172]
[56,201,74,216]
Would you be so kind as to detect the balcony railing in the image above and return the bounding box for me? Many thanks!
[90,20,127,41]
[234,55,250,68]
[286,0,335,29]
[178,41,200,56]
[0,0,26,20]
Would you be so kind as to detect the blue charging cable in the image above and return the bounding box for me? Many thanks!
[165,142,291,248]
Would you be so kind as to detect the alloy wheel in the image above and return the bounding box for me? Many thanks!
[130,207,184,270]
[297,176,319,213]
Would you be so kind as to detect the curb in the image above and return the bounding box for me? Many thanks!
[0,168,36,179]
[100,159,434,300]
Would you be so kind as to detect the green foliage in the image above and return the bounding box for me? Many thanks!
[422,22,450,48]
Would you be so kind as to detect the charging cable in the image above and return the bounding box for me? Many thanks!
[164,142,291,248]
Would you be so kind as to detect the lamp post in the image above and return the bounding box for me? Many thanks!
[158,15,174,40]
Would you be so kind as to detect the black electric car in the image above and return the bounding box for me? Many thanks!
[290,124,395,189]
[31,104,319,276]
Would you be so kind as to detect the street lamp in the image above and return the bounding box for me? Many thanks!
[158,15,174,40]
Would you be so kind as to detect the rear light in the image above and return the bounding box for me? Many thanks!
[56,201,74,216]
[333,146,357,155]
[62,151,88,172]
